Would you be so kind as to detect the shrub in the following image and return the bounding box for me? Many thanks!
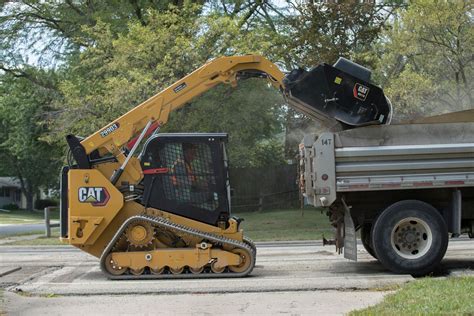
[35,199,58,210]
[1,203,20,210]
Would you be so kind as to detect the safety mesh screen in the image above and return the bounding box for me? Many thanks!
[158,142,219,211]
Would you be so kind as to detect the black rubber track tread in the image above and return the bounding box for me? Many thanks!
[100,215,256,279]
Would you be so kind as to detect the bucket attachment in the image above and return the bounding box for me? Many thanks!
[283,57,392,128]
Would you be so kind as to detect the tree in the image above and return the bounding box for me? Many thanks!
[1,0,431,174]
[54,4,286,167]
[0,71,63,211]
[0,0,276,70]
[283,0,401,68]
[1,1,290,173]
[374,0,473,119]
[271,0,403,157]
[164,79,285,167]
[0,0,207,66]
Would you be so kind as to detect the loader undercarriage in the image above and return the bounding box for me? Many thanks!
[100,209,256,279]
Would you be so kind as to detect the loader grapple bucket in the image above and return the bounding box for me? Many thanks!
[284,58,392,128]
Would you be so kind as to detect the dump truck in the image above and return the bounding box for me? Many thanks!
[296,63,474,275]
[61,55,391,279]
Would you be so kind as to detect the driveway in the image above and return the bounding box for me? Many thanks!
[1,239,472,315]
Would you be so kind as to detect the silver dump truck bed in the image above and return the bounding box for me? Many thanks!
[301,117,474,208]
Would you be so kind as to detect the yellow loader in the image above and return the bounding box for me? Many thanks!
[60,55,392,279]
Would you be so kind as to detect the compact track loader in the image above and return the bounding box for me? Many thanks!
[61,55,392,279]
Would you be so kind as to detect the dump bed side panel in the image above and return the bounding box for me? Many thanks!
[301,121,474,208]
[335,122,474,147]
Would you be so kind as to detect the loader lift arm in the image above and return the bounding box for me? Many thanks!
[75,55,284,161]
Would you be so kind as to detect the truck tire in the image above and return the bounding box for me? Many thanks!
[360,223,377,259]
[371,200,448,276]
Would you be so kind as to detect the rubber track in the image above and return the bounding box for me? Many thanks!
[99,215,256,280]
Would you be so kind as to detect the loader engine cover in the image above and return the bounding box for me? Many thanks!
[284,57,392,127]
[140,133,231,225]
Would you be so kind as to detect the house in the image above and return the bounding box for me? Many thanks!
[0,177,56,210]
[0,177,26,209]
[0,177,23,208]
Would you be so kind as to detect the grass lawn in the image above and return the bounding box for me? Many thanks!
[0,209,59,225]
[7,235,64,246]
[1,228,64,246]
[0,289,5,316]
[1,208,332,245]
[236,208,333,241]
[351,276,474,315]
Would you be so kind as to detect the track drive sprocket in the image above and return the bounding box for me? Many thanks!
[125,220,154,247]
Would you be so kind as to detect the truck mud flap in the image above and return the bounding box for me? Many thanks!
[342,199,357,261]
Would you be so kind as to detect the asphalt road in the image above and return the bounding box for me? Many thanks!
[0,222,59,236]
[0,239,473,315]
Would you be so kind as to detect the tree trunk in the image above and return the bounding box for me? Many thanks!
[25,181,34,212]
[26,192,34,212]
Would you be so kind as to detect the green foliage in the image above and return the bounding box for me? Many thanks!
[283,1,397,68]
[0,0,206,66]
[164,79,285,167]
[1,0,472,179]
[56,5,207,137]
[34,199,59,211]
[374,0,473,119]
[56,5,286,167]
[247,139,286,168]
[0,71,63,210]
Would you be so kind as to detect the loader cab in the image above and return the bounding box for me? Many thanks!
[139,133,231,226]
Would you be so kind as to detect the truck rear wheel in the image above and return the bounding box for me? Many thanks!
[371,200,448,276]
[360,223,377,259]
